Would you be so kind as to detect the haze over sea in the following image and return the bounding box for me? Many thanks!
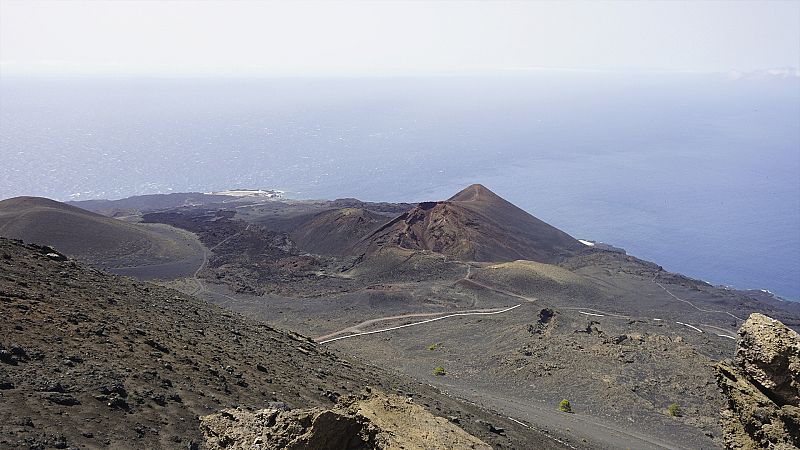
[1,72,798,299]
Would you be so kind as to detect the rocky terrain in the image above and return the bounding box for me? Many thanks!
[200,390,491,449]
[141,209,355,297]
[3,184,800,449]
[0,237,567,449]
[715,313,800,449]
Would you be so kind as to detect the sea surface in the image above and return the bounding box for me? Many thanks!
[1,73,798,299]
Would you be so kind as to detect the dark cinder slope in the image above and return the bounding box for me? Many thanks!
[0,196,195,268]
[0,238,565,449]
[290,208,391,256]
[67,192,235,216]
[362,184,584,263]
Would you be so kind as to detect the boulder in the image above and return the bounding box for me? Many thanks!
[200,390,491,450]
[736,313,800,406]
[716,313,800,449]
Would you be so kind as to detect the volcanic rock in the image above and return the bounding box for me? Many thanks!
[716,313,800,449]
[200,391,491,449]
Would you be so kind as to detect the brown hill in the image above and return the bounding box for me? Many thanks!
[0,196,197,268]
[360,184,583,263]
[0,238,561,449]
[290,208,392,256]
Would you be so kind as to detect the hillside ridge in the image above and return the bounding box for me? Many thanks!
[0,237,561,449]
[359,184,583,263]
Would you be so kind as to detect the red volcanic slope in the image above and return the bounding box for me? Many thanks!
[360,184,583,263]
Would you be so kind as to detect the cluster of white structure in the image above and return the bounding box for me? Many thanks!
[208,189,284,199]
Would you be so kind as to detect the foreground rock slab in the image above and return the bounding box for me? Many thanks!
[201,390,491,450]
[716,313,800,449]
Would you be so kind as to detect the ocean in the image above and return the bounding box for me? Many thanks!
[1,73,798,299]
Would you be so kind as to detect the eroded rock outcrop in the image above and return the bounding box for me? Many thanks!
[200,390,491,450]
[715,313,800,449]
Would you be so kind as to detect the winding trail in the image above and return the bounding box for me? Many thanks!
[559,306,632,320]
[454,387,688,450]
[317,304,521,344]
[463,261,737,338]
[315,261,523,344]
[189,249,209,295]
[315,306,523,342]
[465,262,739,337]
[458,262,538,303]
[315,259,711,449]
[185,252,734,447]
[190,224,251,295]
[652,272,746,322]
[317,260,740,345]
[699,323,738,339]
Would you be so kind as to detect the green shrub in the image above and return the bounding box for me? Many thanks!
[667,403,682,417]
[559,399,572,413]
[427,343,439,351]
[433,366,446,376]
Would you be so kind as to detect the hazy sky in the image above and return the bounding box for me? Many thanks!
[1,0,798,76]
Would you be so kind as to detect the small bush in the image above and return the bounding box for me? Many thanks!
[559,399,572,413]
[433,366,446,376]
[667,403,682,417]
[427,343,439,351]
